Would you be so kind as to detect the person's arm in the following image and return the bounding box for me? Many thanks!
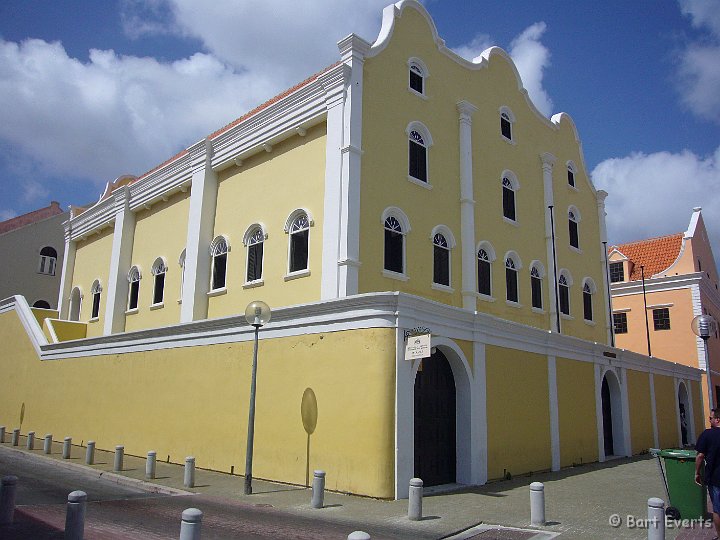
[696,452,705,486]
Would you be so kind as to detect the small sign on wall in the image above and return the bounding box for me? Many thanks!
[405,333,431,361]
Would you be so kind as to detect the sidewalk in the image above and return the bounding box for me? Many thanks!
[0,435,715,539]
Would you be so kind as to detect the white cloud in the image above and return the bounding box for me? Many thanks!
[592,146,720,260]
[677,0,720,123]
[452,23,553,117]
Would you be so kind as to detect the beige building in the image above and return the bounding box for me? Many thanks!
[609,208,720,437]
[0,201,68,310]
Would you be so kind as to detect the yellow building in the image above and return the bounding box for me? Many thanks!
[609,208,720,435]
[0,1,703,499]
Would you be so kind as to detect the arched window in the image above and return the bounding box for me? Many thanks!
[38,246,58,275]
[408,57,428,95]
[245,226,265,283]
[583,279,596,322]
[90,280,102,319]
[151,257,167,305]
[384,216,405,274]
[567,161,576,188]
[502,174,518,222]
[69,287,82,321]
[127,266,141,311]
[288,213,310,273]
[499,106,515,141]
[530,263,544,310]
[569,207,580,249]
[505,253,521,303]
[210,236,229,291]
[477,242,496,297]
[178,248,186,298]
[409,130,428,183]
[33,300,51,309]
[559,273,571,315]
[433,233,450,286]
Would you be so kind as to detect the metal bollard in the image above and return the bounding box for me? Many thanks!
[311,470,326,508]
[648,497,665,540]
[63,437,72,459]
[85,441,95,465]
[530,482,545,526]
[179,508,203,540]
[0,426,5,443]
[114,445,124,471]
[26,431,35,450]
[184,457,195,488]
[146,451,157,479]
[0,475,18,525]
[12,429,20,446]
[408,477,423,521]
[65,490,87,540]
[348,532,371,540]
[44,434,53,454]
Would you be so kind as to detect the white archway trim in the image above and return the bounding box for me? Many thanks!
[405,121,434,147]
[503,250,523,270]
[568,204,582,221]
[242,222,268,246]
[407,56,430,77]
[381,206,411,233]
[430,224,457,248]
[582,276,597,294]
[476,240,496,261]
[530,260,546,278]
[596,367,631,459]
[501,169,520,190]
[284,208,314,233]
[559,268,574,286]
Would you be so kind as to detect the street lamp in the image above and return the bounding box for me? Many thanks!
[243,300,271,495]
[691,313,718,411]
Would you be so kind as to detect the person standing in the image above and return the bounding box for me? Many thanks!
[696,408,720,537]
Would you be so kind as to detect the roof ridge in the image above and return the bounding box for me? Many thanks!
[613,231,684,248]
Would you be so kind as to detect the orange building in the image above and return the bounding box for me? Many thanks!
[609,208,720,437]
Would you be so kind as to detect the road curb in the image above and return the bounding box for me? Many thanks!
[0,444,191,496]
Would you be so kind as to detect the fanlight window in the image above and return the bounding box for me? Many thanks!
[247,228,265,282]
[151,258,167,305]
[289,215,310,273]
[210,237,229,291]
[90,280,102,319]
[477,248,492,296]
[127,266,141,311]
[408,130,428,182]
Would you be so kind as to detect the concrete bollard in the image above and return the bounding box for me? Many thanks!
[65,490,87,540]
[348,532,371,540]
[114,445,124,472]
[85,441,95,465]
[63,437,72,459]
[530,482,545,526]
[26,431,35,450]
[648,497,665,540]
[0,426,5,443]
[184,457,195,488]
[146,451,157,479]
[179,508,203,540]
[44,434,53,454]
[11,429,20,446]
[408,477,423,521]
[311,470,326,509]
[0,475,18,525]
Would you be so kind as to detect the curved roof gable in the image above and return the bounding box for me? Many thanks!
[610,233,684,280]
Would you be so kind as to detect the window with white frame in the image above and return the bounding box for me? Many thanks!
[502,176,517,221]
[246,226,265,282]
[530,265,543,309]
[613,312,628,334]
[409,130,428,183]
[178,249,186,298]
[210,236,229,291]
[38,246,57,275]
[384,216,405,274]
[288,214,309,273]
[559,274,570,315]
[90,280,102,319]
[583,279,595,321]
[408,58,427,95]
[433,233,450,286]
[609,261,624,283]
[127,266,141,311]
[569,207,580,249]
[505,257,519,302]
[567,162,576,188]
[151,257,167,305]
[477,248,492,296]
[499,106,515,141]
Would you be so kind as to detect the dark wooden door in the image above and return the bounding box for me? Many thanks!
[601,377,614,456]
[414,350,456,486]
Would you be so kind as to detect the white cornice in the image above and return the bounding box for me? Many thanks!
[611,273,704,297]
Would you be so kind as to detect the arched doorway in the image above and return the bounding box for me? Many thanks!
[601,376,614,456]
[69,287,82,321]
[414,349,456,486]
[678,383,690,446]
[600,370,625,457]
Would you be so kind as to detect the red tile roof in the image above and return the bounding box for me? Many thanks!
[0,201,64,235]
[610,233,684,280]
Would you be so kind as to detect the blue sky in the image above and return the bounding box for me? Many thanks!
[1,0,719,259]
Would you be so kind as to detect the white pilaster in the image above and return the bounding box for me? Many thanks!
[181,138,218,323]
[594,364,605,462]
[457,100,478,312]
[619,367,632,456]
[57,223,76,319]
[395,326,414,499]
[649,373,659,448]
[541,153,559,332]
[472,341,488,484]
[547,355,560,471]
[103,187,136,335]
[597,190,612,345]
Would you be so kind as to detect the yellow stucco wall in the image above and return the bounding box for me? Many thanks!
[125,190,190,333]
[654,374,679,448]
[358,6,607,344]
[209,123,327,319]
[486,346,550,478]
[45,319,87,342]
[556,358,598,466]
[692,379,705,435]
[626,369,654,453]
[0,310,396,498]
[71,226,114,337]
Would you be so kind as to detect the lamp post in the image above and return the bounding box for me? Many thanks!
[692,313,718,412]
[243,300,271,495]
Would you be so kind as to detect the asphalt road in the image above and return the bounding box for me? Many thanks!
[0,449,411,539]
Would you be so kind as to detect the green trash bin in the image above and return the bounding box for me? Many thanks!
[654,449,706,521]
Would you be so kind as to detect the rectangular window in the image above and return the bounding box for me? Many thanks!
[478,260,491,296]
[211,253,227,290]
[128,281,139,310]
[153,274,165,304]
[583,292,593,321]
[409,70,423,93]
[506,269,518,302]
[384,230,404,274]
[609,262,624,283]
[567,169,575,187]
[613,313,628,334]
[653,308,671,330]
[289,230,309,273]
[559,285,570,315]
[247,242,263,282]
[501,117,512,140]
[569,221,579,249]
[531,276,542,309]
[91,292,101,319]
[433,246,450,286]
[502,187,515,221]
[408,141,427,182]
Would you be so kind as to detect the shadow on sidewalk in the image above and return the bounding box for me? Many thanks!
[0,508,64,539]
